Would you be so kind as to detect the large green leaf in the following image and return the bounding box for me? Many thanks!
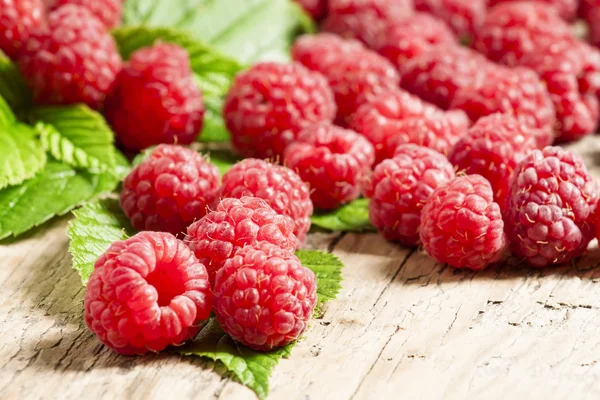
[68,199,134,284]
[296,250,344,313]
[311,198,374,232]
[0,160,119,240]
[122,0,315,63]
[0,123,46,190]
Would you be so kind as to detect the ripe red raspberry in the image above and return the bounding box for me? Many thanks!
[322,0,414,48]
[284,123,375,210]
[364,144,455,246]
[450,66,556,148]
[47,0,122,28]
[18,5,122,109]
[218,159,313,242]
[373,12,456,68]
[223,62,336,159]
[294,0,328,20]
[505,147,599,268]
[473,2,572,66]
[487,0,578,21]
[105,43,204,151]
[350,89,469,163]
[214,242,317,351]
[414,0,487,38]
[583,0,600,48]
[400,45,490,109]
[448,114,537,209]
[120,145,220,236]
[0,0,44,60]
[84,231,212,355]
[292,34,365,72]
[185,197,297,285]
[420,175,507,270]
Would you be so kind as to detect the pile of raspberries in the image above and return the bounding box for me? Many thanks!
[6,0,600,355]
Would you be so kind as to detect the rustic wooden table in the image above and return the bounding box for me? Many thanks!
[3,137,600,400]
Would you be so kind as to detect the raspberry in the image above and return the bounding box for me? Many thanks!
[185,197,297,284]
[0,0,44,60]
[18,5,122,109]
[47,0,122,28]
[583,0,600,48]
[448,114,538,208]
[84,231,212,355]
[349,90,469,163]
[414,0,487,38]
[218,159,313,242]
[105,42,204,151]
[420,175,507,270]
[292,34,365,72]
[505,146,599,268]
[322,0,414,48]
[291,34,399,125]
[284,123,375,210]
[223,62,336,159]
[450,66,556,148]
[487,0,578,21]
[294,0,328,20]
[473,2,572,66]
[373,12,456,68]
[364,144,455,246]
[213,242,317,351]
[399,45,490,109]
[120,145,220,236]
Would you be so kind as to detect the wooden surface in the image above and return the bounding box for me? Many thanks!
[3,137,600,400]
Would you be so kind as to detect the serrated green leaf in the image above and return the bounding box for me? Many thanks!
[68,199,135,284]
[112,25,242,98]
[0,123,46,190]
[0,53,31,111]
[179,318,292,400]
[32,105,118,174]
[0,160,119,240]
[296,249,344,313]
[311,198,374,232]
[122,0,315,63]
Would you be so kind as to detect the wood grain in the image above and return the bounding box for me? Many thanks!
[3,137,600,400]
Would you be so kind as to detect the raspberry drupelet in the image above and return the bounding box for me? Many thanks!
[487,0,578,21]
[448,114,538,209]
[505,147,599,268]
[420,175,507,270]
[218,158,313,242]
[364,144,455,246]
[0,0,45,60]
[414,0,487,38]
[284,123,375,210]
[105,42,205,151]
[185,197,298,284]
[120,145,220,236]
[18,5,122,109]
[223,62,336,159]
[84,231,212,355]
[46,0,122,28]
[214,242,317,351]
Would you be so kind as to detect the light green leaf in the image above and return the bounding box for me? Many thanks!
[33,105,118,174]
[296,250,344,313]
[122,0,315,63]
[0,160,119,240]
[68,199,134,284]
[0,94,16,127]
[0,123,46,190]
[0,53,31,112]
[199,97,230,143]
[311,198,374,232]
[179,318,292,400]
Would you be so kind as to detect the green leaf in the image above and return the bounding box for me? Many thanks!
[199,97,230,143]
[68,199,135,284]
[0,94,16,127]
[179,318,292,400]
[112,25,243,98]
[207,149,239,176]
[0,123,46,190]
[0,160,119,240]
[122,0,315,63]
[311,198,374,232]
[33,105,118,174]
[295,249,344,313]
[0,53,31,111]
